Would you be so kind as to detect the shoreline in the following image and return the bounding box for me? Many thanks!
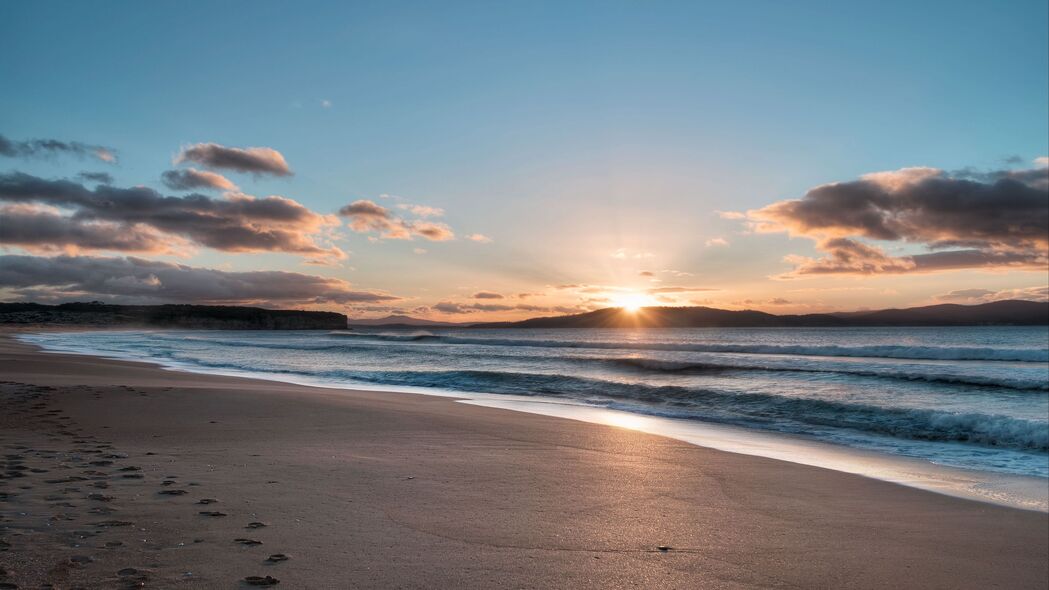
[1,333,1047,588]
[18,329,1049,512]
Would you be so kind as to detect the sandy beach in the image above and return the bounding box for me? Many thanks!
[1,333,1046,589]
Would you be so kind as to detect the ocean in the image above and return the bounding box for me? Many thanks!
[21,326,1049,485]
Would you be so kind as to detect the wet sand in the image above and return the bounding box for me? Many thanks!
[1,334,1046,589]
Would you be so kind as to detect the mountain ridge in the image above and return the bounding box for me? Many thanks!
[351,300,1048,328]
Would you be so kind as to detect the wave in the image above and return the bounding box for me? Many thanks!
[133,346,1049,453]
[329,331,1049,362]
[142,333,1049,390]
[602,357,1049,392]
[318,368,1049,452]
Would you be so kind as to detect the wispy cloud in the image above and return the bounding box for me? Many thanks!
[611,247,654,260]
[338,199,455,241]
[0,133,116,163]
[76,171,114,184]
[161,168,238,191]
[430,301,580,314]
[934,286,1048,304]
[397,203,444,217]
[646,286,719,294]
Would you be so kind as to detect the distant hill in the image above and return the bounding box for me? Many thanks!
[477,300,1048,329]
[347,314,464,328]
[0,302,347,330]
[828,300,1049,326]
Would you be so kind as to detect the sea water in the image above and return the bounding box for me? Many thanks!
[21,326,1049,499]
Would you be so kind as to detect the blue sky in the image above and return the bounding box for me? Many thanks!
[1,1,1047,317]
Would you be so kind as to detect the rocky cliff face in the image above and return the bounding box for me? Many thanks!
[0,303,348,330]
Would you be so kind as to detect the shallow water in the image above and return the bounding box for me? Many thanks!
[22,326,1049,483]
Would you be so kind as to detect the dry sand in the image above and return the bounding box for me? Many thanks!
[0,334,1046,589]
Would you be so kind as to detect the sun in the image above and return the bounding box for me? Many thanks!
[611,293,654,313]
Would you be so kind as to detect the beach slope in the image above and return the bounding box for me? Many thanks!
[1,335,1046,589]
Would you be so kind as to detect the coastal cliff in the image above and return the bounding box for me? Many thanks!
[0,302,347,330]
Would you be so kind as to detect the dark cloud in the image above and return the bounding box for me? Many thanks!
[0,133,116,163]
[175,142,291,176]
[0,204,175,254]
[472,291,504,299]
[338,199,455,241]
[0,255,398,306]
[749,165,1049,275]
[76,171,114,184]
[161,168,237,191]
[0,172,343,260]
[784,238,1044,276]
[433,301,470,314]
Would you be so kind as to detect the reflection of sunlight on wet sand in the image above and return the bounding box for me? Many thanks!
[600,412,649,431]
[456,397,1049,513]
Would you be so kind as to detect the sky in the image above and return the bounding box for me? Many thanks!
[1,0,1047,320]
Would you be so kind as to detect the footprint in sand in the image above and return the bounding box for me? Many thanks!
[244,575,280,586]
[234,538,263,546]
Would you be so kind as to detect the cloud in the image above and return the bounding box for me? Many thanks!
[175,142,292,176]
[397,203,444,217]
[161,168,238,191]
[611,248,654,259]
[0,172,342,260]
[320,99,332,109]
[0,133,116,163]
[413,248,427,255]
[339,200,411,239]
[748,164,1049,276]
[705,237,729,247]
[338,199,455,241]
[430,301,580,315]
[639,271,654,277]
[735,298,794,307]
[472,291,504,299]
[0,204,180,254]
[76,171,114,184]
[410,221,454,241]
[646,286,719,294]
[466,233,492,243]
[433,301,470,314]
[0,255,399,306]
[934,286,1049,304]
